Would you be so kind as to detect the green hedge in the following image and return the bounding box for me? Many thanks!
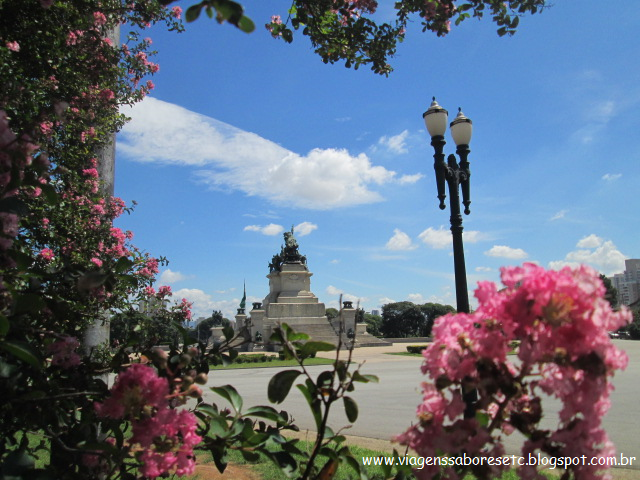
[406,345,428,354]
[234,354,277,364]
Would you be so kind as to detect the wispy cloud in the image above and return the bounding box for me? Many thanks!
[549,234,626,275]
[118,98,420,210]
[602,173,622,182]
[550,209,568,221]
[484,245,528,260]
[244,223,284,236]
[377,129,410,154]
[475,266,492,272]
[385,229,417,251]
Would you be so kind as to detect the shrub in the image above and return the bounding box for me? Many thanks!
[406,345,428,354]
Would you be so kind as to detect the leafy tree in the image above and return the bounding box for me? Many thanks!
[600,273,618,309]
[325,307,339,320]
[178,0,550,74]
[625,308,640,340]
[363,312,383,337]
[195,310,230,342]
[380,301,455,338]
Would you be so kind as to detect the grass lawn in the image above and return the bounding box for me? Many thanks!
[209,357,335,370]
[191,439,555,480]
[385,351,424,357]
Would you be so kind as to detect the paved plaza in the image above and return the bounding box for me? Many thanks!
[203,340,640,473]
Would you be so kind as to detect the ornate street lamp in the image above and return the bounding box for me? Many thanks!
[423,97,476,416]
[423,97,473,314]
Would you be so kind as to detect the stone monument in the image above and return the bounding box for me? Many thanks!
[237,227,355,348]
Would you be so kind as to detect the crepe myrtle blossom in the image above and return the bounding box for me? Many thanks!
[95,364,202,478]
[397,263,631,480]
[47,336,81,368]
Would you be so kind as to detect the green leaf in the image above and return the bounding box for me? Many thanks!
[244,405,284,422]
[222,324,235,341]
[297,383,322,430]
[351,371,379,383]
[186,3,204,22]
[344,455,364,479]
[343,396,358,423]
[268,370,301,404]
[0,341,42,369]
[475,411,490,428]
[211,385,243,413]
[299,341,335,358]
[196,404,219,417]
[114,256,134,274]
[237,16,255,33]
[269,451,297,477]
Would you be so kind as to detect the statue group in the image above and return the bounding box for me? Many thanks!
[269,226,307,273]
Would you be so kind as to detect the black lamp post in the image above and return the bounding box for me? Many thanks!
[423,97,476,416]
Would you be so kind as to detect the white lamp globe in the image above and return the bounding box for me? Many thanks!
[450,108,473,146]
[423,97,448,137]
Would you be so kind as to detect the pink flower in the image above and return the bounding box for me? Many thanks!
[171,6,182,19]
[39,0,53,8]
[5,41,20,52]
[93,11,107,26]
[400,263,630,479]
[271,15,282,25]
[144,286,156,296]
[39,121,54,136]
[90,257,103,267]
[94,364,169,419]
[47,336,81,368]
[39,248,54,261]
[157,285,172,298]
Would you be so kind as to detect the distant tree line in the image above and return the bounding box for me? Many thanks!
[327,302,455,338]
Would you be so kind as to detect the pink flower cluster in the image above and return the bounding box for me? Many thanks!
[171,6,182,19]
[397,263,631,480]
[47,336,81,368]
[95,364,202,478]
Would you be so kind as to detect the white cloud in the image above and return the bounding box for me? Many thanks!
[385,229,417,251]
[330,259,340,264]
[602,173,622,182]
[378,297,396,306]
[418,226,451,249]
[549,235,626,275]
[576,234,603,249]
[158,269,187,284]
[325,285,359,304]
[118,98,420,210]
[550,209,568,221]
[294,222,318,236]
[397,173,424,184]
[378,130,409,154]
[244,223,284,236]
[463,231,485,243]
[475,266,492,272]
[484,245,528,260]
[407,293,425,303]
[418,226,484,249]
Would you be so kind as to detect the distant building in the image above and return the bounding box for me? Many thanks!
[370,309,380,316]
[610,259,640,306]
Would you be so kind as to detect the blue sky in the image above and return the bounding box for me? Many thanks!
[114,1,640,321]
